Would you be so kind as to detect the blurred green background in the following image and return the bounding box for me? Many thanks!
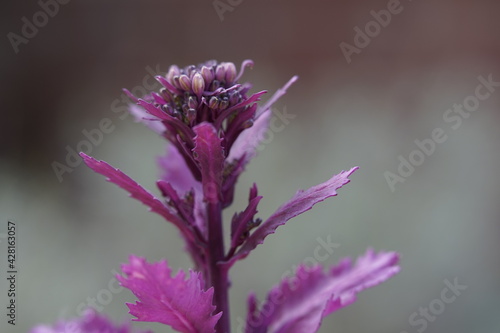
[1,1,499,332]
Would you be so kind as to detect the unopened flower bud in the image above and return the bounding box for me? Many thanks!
[210,80,221,91]
[186,65,196,77]
[161,104,174,115]
[191,73,205,97]
[215,64,226,82]
[219,97,229,110]
[159,88,172,103]
[201,66,214,85]
[229,91,240,105]
[166,65,180,82]
[187,108,197,124]
[173,76,181,89]
[224,62,237,83]
[209,96,219,109]
[171,109,181,119]
[188,96,198,109]
[178,75,191,91]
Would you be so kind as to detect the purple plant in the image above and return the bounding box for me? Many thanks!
[32,60,400,333]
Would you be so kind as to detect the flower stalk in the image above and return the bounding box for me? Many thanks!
[207,201,230,332]
[31,60,401,333]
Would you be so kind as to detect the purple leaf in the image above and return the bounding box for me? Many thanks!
[228,167,359,266]
[156,74,182,95]
[80,153,194,242]
[245,249,400,333]
[192,123,225,204]
[214,91,267,130]
[193,185,208,240]
[221,154,247,208]
[137,99,171,120]
[135,99,195,145]
[228,76,298,166]
[118,256,221,333]
[128,103,166,135]
[156,180,193,226]
[230,195,263,252]
[157,145,210,262]
[256,75,298,118]
[224,103,258,152]
[157,144,201,196]
[227,108,271,165]
[157,165,207,266]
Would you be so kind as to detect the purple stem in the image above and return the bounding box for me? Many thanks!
[207,201,231,333]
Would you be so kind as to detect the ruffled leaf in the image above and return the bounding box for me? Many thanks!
[246,249,400,333]
[228,167,358,266]
[118,255,221,333]
[192,123,225,204]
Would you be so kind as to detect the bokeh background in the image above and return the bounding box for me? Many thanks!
[1,1,499,332]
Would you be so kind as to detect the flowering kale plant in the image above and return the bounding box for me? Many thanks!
[32,60,400,333]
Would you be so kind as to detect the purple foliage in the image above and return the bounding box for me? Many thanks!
[33,60,400,333]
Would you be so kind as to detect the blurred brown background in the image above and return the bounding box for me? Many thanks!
[1,1,499,332]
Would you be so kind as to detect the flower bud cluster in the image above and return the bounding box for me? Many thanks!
[143,60,256,130]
